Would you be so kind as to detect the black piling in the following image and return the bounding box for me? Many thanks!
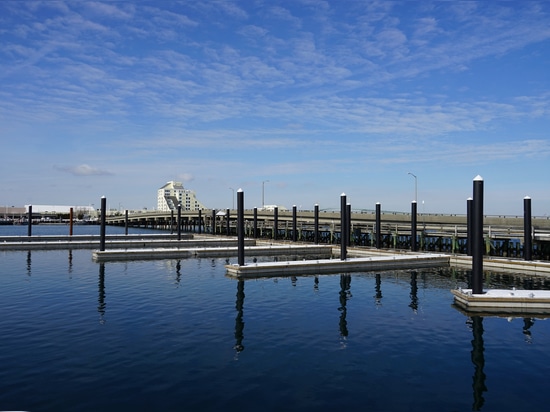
[198,210,202,234]
[411,201,417,251]
[27,205,32,237]
[170,210,174,234]
[273,207,278,240]
[472,176,484,294]
[99,196,106,251]
[346,203,351,246]
[292,205,297,242]
[211,209,216,234]
[226,208,230,236]
[177,203,182,240]
[375,202,381,249]
[253,207,258,238]
[69,207,74,236]
[524,196,532,261]
[340,193,347,260]
[124,209,129,235]
[314,204,319,244]
[467,197,473,256]
[237,189,245,266]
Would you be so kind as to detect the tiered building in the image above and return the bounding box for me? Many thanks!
[157,181,207,212]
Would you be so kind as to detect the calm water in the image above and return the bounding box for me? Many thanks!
[1,226,550,411]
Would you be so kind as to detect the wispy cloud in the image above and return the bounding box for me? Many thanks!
[55,164,113,176]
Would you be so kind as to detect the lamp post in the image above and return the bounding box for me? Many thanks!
[262,180,269,207]
[407,172,417,202]
[229,187,235,210]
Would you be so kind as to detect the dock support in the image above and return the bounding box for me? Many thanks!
[27,205,32,237]
[226,209,230,236]
[292,205,297,242]
[524,196,532,261]
[253,207,258,238]
[170,210,174,234]
[69,207,74,236]
[124,209,128,235]
[237,189,244,266]
[375,202,381,249]
[314,204,319,244]
[467,197,473,256]
[177,203,182,240]
[411,201,417,251]
[273,207,278,240]
[198,210,202,234]
[341,193,347,260]
[347,203,351,246]
[211,209,216,234]
[100,196,106,251]
[472,176,484,294]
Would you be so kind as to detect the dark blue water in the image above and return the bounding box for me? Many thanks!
[1,227,550,411]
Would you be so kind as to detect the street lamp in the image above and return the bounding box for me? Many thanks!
[262,180,269,207]
[407,172,417,202]
[229,187,235,209]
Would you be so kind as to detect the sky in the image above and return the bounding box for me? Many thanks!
[1,0,549,216]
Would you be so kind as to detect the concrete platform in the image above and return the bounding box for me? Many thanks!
[451,288,550,315]
[93,244,333,262]
[225,253,449,278]
[450,255,550,275]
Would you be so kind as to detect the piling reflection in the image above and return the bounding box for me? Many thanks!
[234,280,245,355]
[175,260,181,285]
[98,263,106,324]
[26,250,31,276]
[469,316,487,411]
[68,250,73,274]
[374,273,382,306]
[409,271,418,313]
[523,318,535,344]
[314,275,319,292]
[338,274,352,338]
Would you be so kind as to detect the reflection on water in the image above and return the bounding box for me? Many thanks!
[409,271,418,312]
[374,273,382,306]
[26,250,31,276]
[98,263,106,324]
[234,280,245,355]
[470,316,487,411]
[338,274,351,338]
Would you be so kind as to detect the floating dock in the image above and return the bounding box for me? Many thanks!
[225,253,449,278]
[93,244,333,262]
[451,288,550,315]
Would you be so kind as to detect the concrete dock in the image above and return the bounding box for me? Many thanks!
[225,253,449,278]
[452,288,550,315]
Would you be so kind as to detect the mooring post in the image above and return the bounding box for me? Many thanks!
[524,196,532,261]
[472,176,484,294]
[198,210,202,234]
[237,189,245,266]
[292,205,297,242]
[170,210,174,234]
[347,203,351,246]
[253,207,258,239]
[69,207,74,236]
[100,196,106,251]
[467,197,473,256]
[314,204,319,244]
[226,208,230,236]
[124,209,129,235]
[375,202,381,249]
[177,203,182,240]
[411,201,417,252]
[340,193,347,260]
[273,207,278,240]
[211,209,216,234]
[27,205,32,237]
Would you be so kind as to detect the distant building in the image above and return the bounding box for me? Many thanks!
[157,181,207,212]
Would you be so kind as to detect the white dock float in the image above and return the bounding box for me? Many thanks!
[225,253,449,278]
[93,244,333,262]
[452,288,550,315]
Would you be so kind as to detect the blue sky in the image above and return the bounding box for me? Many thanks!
[1,1,549,215]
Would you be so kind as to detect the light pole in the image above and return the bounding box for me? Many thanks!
[229,187,235,209]
[262,180,269,207]
[407,172,417,202]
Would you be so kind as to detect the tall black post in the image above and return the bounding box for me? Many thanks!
[411,201,417,252]
[99,196,106,251]
[211,209,216,234]
[198,210,202,235]
[177,203,182,240]
[524,196,532,261]
[467,197,473,256]
[170,210,174,234]
[237,189,245,266]
[273,207,278,240]
[472,176,484,294]
[253,207,258,239]
[292,205,297,242]
[346,203,351,246]
[27,205,32,237]
[314,204,319,244]
[340,193,347,260]
[375,202,381,249]
[226,208,230,236]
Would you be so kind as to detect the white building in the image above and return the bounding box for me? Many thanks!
[157,181,207,212]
